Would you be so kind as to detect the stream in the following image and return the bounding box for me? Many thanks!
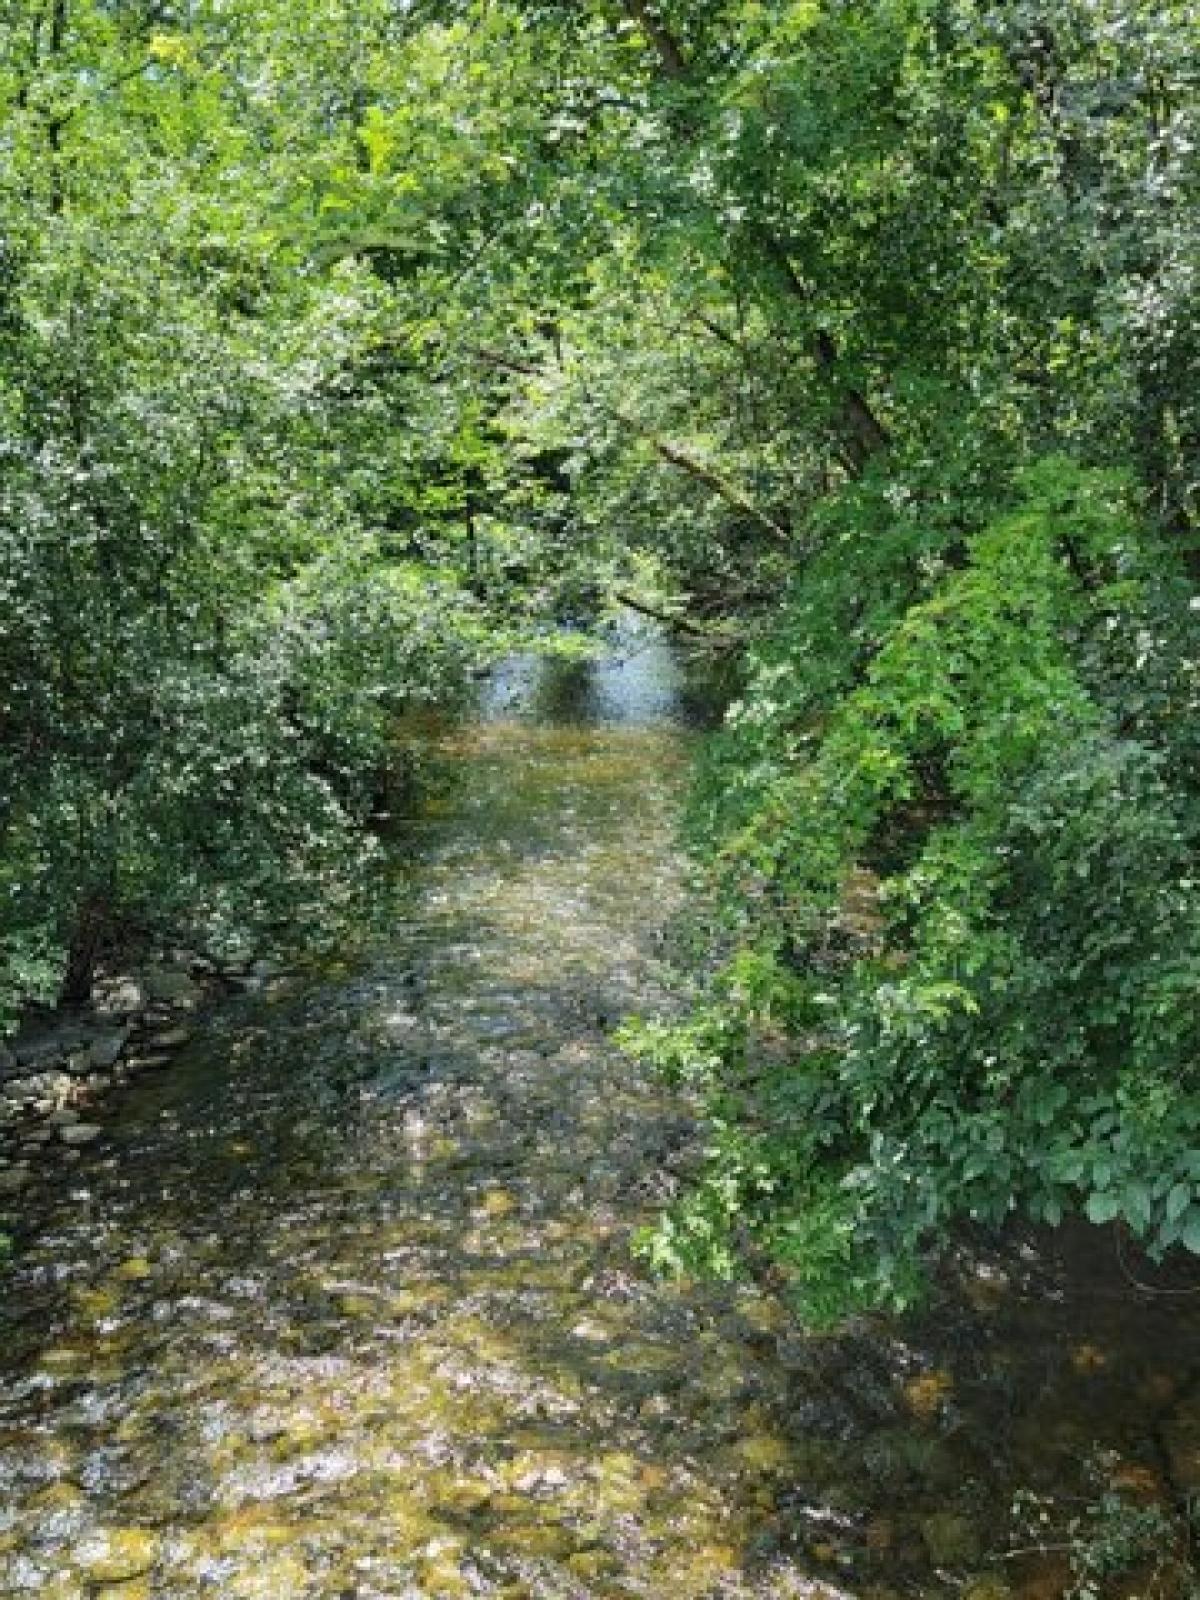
[1,624,1198,1600]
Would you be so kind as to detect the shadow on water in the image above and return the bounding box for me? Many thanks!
[1,620,1199,1599]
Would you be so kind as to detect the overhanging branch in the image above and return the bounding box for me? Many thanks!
[469,344,790,543]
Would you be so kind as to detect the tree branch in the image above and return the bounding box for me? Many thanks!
[608,7,892,476]
[614,590,738,645]
[763,236,891,469]
[469,344,790,543]
[628,425,790,542]
[620,0,688,79]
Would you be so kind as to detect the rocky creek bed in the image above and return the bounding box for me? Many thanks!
[1,636,1199,1600]
[0,958,289,1198]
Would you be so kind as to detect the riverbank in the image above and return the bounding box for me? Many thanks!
[0,955,291,1204]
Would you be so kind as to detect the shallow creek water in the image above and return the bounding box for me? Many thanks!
[2,627,1200,1600]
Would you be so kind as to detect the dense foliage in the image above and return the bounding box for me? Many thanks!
[0,0,500,1022]
[586,0,1200,1314]
[2,0,1198,1310]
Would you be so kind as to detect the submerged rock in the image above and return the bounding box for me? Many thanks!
[73,1528,158,1584]
[114,1257,154,1283]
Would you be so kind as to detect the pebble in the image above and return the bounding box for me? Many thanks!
[571,1317,611,1344]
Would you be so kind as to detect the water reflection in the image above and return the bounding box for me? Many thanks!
[480,616,713,730]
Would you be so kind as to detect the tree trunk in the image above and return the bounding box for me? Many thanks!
[60,892,109,1010]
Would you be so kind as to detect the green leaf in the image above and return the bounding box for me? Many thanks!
[1166,1182,1191,1223]
[1086,1191,1121,1226]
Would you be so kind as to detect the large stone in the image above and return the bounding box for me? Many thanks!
[0,1166,31,1195]
[89,1030,129,1069]
[59,1123,102,1147]
[49,1108,81,1127]
[144,970,202,1008]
